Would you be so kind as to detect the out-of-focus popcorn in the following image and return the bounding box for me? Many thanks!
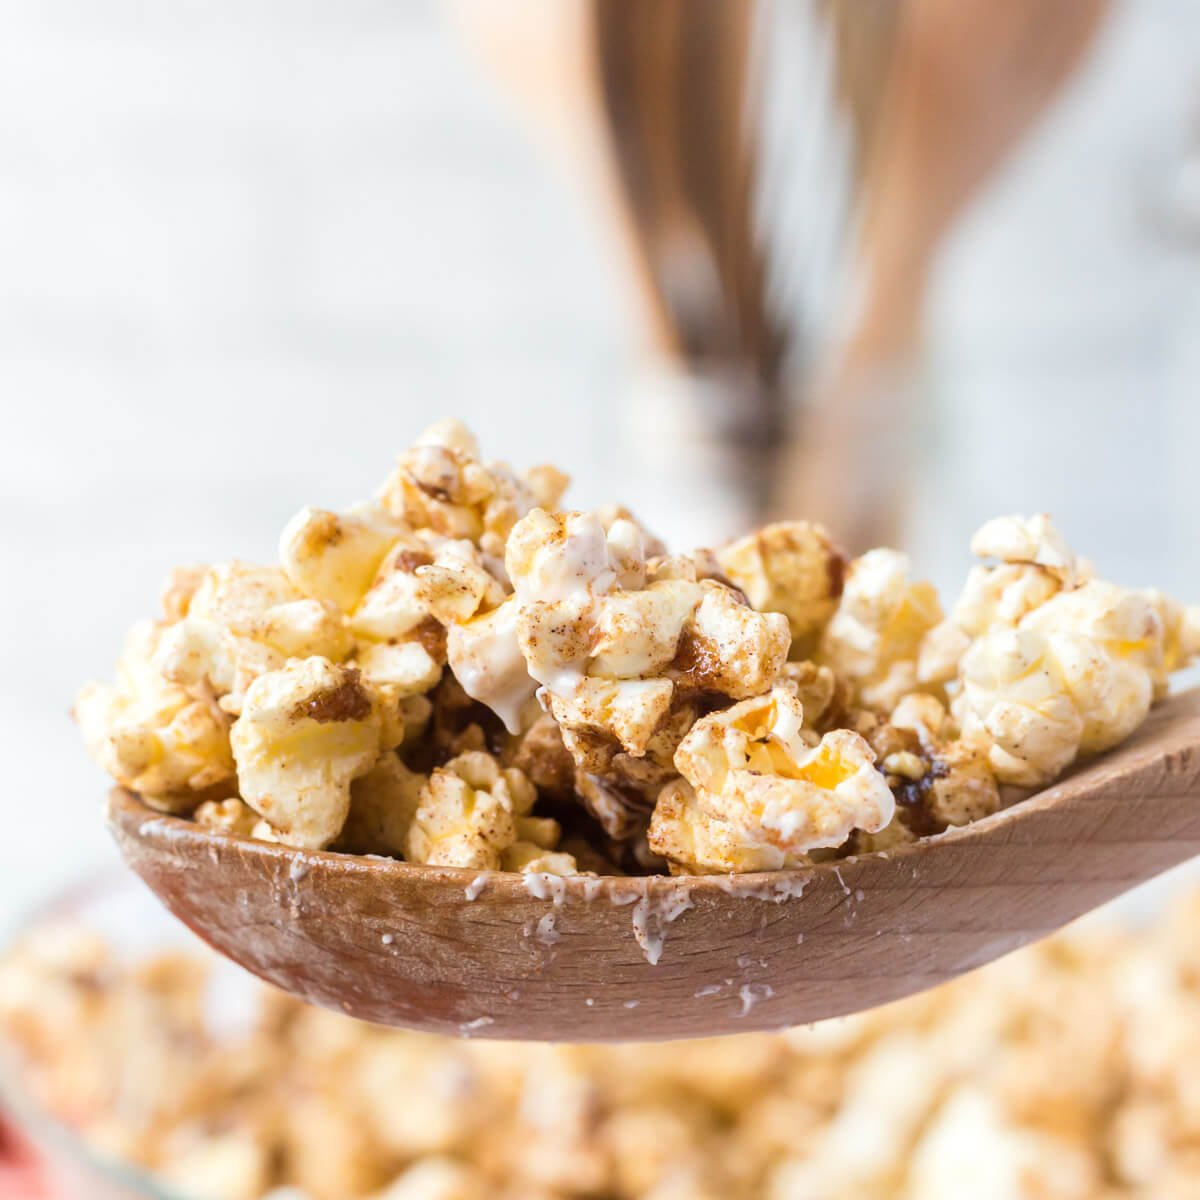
[1144,589,1200,698]
[75,621,235,811]
[231,657,386,849]
[818,549,943,712]
[717,520,845,657]
[14,892,1200,1200]
[649,687,893,872]
[404,750,575,872]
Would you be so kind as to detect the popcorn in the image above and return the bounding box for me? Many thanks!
[1021,580,1161,754]
[377,418,561,558]
[953,513,1079,639]
[1142,588,1200,699]
[716,520,845,656]
[956,579,1166,787]
[819,549,943,712]
[404,751,558,871]
[230,657,385,848]
[501,843,581,875]
[12,891,1200,1200]
[338,753,427,857]
[78,419,1200,879]
[279,503,408,614]
[649,687,894,872]
[75,621,235,811]
[855,695,1001,846]
[154,562,351,716]
[505,508,789,761]
[411,542,535,733]
[955,628,1089,787]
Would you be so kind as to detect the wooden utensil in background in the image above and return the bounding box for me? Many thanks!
[450,0,1108,551]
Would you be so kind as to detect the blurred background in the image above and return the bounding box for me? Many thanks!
[4,0,1200,976]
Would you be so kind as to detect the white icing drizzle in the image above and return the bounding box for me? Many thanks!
[288,857,311,883]
[580,877,606,902]
[534,913,561,945]
[380,933,394,946]
[630,882,694,966]
[523,872,569,907]
[464,873,490,901]
[735,983,775,1018]
[459,1016,495,1035]
[715,875,808,903]
[694,983,723,998]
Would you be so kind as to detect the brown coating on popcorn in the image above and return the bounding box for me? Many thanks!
[288,668,374,725]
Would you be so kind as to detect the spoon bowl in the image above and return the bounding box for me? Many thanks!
[107,689,1200,1041]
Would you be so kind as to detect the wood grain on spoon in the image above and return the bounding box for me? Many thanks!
[108,689,1200,1042]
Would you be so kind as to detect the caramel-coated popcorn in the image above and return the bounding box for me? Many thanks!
[9,893,1200,1200]
[76,420,1197,876]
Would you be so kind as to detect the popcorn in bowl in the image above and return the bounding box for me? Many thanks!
[75,420,1199,872]
[8,879,1200,1200]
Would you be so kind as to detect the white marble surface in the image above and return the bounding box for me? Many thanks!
[3,0,1200,924]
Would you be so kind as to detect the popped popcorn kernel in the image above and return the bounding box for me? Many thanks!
[504,507,789,766]
[955,628,1089,787]
[819,549,943,712]
[404,751,536,870]
[954,513,1079,638]
[377,418,553,557]
[1142,588,1200,699]
[671,581,791,699]
[338,753,427,858]
[651,687,894,872]
[75,621,235,811]
[501,843,581,875]
[867,695,1001,838]
[154,562,352,716]
[717,520,846,656]
[230,657,384,849]
[279,503,407,614]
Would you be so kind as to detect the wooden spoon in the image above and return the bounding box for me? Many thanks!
[107,689,1200,1042]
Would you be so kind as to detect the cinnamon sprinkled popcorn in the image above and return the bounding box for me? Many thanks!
[77,422,1199,869]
